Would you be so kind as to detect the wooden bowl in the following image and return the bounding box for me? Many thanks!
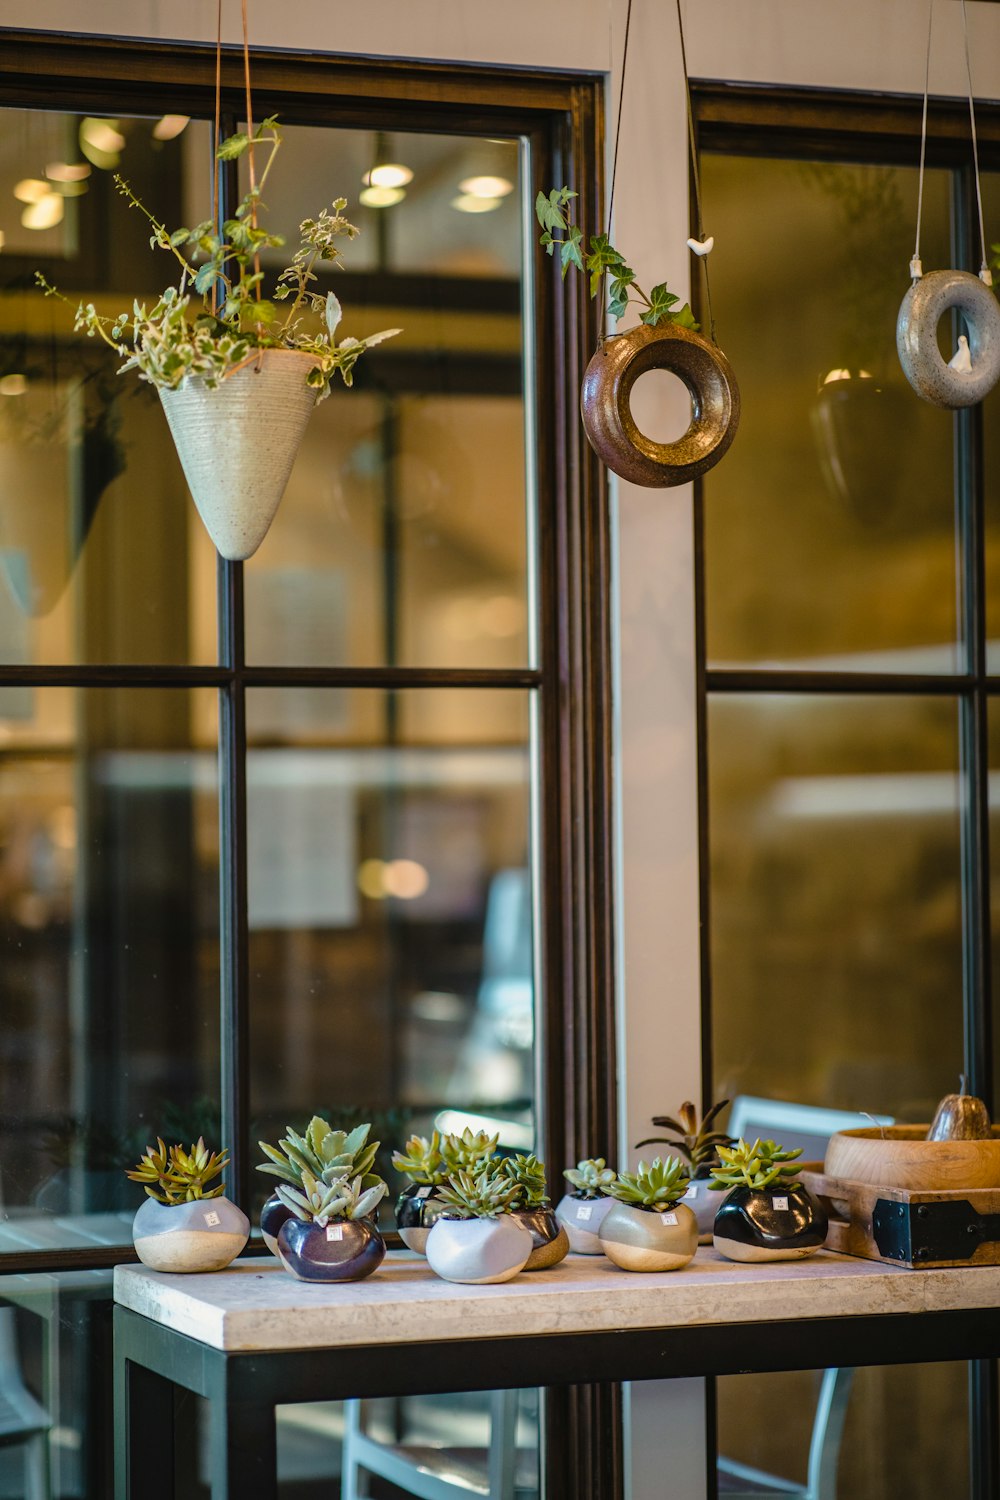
[824,1125,1000,1191]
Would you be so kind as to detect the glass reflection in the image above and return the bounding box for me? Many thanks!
[702,156,959,672]
[0,688,219,1250]
[247,687,533,1200]
[709,694,963,1119]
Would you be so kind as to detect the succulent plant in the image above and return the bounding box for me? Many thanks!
[563,1158,617,1198]
[636,1099,731,1174]
[500,1152,549,1209]
[606,1156,691,1211]
[435,1164,521,1220]
[277,1168,387,1228]
[257,1117,379,1190]
[391,1131,448,1186]
[439,1128,500,1175]
[126,1136,229,1205]
[709,1138,803,1191]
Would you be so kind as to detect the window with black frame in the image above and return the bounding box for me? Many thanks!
[0,46,611,1499]
[698,92,1000,1500]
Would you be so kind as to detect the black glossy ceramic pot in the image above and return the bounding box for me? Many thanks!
[511,1206,570,1270]
[260,1192,295,1256]
[276,1217,386,1282]
[395,1183,449,1254]
[713,1181,828,1264]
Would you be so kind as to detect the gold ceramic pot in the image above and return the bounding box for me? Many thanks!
[511,1206,570,1270]
[598,1200,698,1272]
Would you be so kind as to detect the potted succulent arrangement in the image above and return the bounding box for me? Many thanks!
[391,1130,453,1253]
[598,1157,698,1272]
[709,1138,828,1263]
[501,1152,569,1270]
[555,1158,617,1253]
[126,1136,249,1273]
[637,1098,731,1244]
[536,186,739,487]
[257,1117,380,1256]
[275,1169,388,1283]
[38,116,399,560]
[425,1162,533,1285]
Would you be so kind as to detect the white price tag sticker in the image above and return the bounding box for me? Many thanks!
[772,1195,789,1212]
[326,1224,344,1242]
[416,1186,434,1199]
[660,1211,678,1226]
[203,1210,221,1227]
[576,1204,594,1222]
[684,1184,699,1200]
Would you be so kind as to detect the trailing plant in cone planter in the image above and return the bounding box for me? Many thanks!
[501,1152,569,1270]
[709,1138,828,1264]
[556,1158,617,1253]
[599,1157,697,1272]
[391,1131,452,1254]
[37,116,399,560]
[637,1099,731,1244]
[425,1165,532,1285]
[276,1170,388,1283]
[257,1117,380,1255]
[126,1137,248,1273]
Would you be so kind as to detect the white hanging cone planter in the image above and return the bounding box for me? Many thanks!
[158,347,319,561]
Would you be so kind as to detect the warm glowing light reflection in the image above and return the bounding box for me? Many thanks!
[359,184,406,209]
[45,162,91,182]
[451,193,501,214]
[357,857,430,900]
[152,115,190,141]
[13,179,49,204]
[0,374,28,397]
[364,163,413,189]
[21,195,64,230]
[458,174,514,199]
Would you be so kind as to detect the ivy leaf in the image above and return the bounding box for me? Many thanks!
[640,282,680,326]
[608,268,636,320]
[535,187,576,234]
[560,226,584,279]
[585,234,628,297]
[216,131,250,161]
[670,302,699,330]
[193,263,218,295]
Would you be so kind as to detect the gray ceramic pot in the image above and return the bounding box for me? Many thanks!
[554,1192,614,1254]
[680,1176,720,1245]
[511,1206,570,1270]
[132,1196,250,1273]
[425,1215,533,1284]
[598,1200,698,1272]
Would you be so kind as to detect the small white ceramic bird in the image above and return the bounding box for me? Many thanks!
[948,334,973,373]
[686,235,714,257]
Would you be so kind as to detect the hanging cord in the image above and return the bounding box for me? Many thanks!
[911,0,933,279]
[241,0,264,317]
[211,0,223,315]
[605,0,633,244]
[674,0,716,344]
[961,0,991,283]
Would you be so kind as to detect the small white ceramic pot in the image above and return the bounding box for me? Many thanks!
[425,1214,533,1284]
[713,1182,828,1264]
[511,1206,570,1270]
[598,1201,698,1272]
[555,1192,614,1254]
[132,1196,250,1273]
[395,1183,450,1254]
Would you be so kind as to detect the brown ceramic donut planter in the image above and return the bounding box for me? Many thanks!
[580,322,740,487]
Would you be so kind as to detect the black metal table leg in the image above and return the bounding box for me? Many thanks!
[114,1355,176,1500]
[209,1398,277,1500]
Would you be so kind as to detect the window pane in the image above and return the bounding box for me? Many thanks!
[246,687,534,1187]
[0,108,218,666]
[0,688,219,1254]
[240,123,529,669]
[979,171,1000,671]
[709,694,963,1118]
[702,156,959,673]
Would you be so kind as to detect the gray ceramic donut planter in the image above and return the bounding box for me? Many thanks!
[897,269,1000,409]
[581,322,740,488]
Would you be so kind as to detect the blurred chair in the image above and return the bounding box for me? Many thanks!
[0,1307,51,1500]
[341,1389,517,1500]
[716,1095,893,1500]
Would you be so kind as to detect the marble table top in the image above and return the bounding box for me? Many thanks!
[113,1247,1000,1354]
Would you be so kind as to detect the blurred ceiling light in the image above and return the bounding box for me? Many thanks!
[14,178,49,204]
[45,161,91,182]
[451,192,501,214]
[21,194,64,230]
[52,180,89,199]
[357,858,387,900]
[459,174,514,199]
[79,118,124,170]
[0,231,5,251]
[152,114,190,141]
[364,163,413,190]
[0,374,27,396]
[821,367,873,386]
[383,859,429,900]
[359,184,406,209]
